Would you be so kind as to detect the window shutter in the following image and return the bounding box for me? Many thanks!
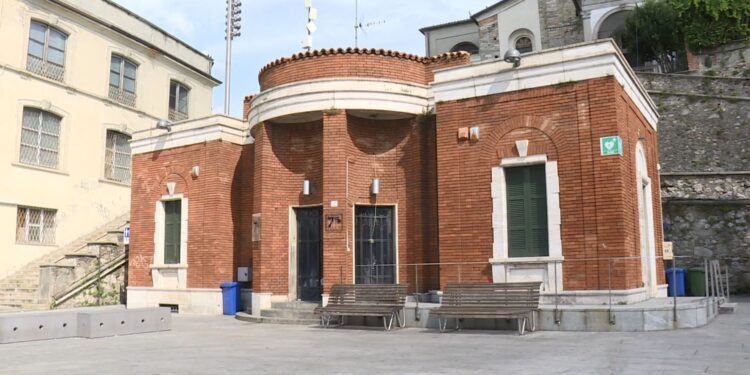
[505,165,548,257]
[164,200,181,264]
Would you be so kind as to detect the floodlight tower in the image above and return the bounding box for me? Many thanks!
[302,0,318,51]
[224,0,242,115]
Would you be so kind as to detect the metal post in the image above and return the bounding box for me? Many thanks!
[725,263,730,302]
[703,258,710,320]
[608,258,614,325]
[554,259,560,325]
[414,264,420,321]
[672,257,677,323]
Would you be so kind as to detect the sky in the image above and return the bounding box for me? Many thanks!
[116,0,493,118]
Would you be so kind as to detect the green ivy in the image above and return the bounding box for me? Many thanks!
[668,0,750,50]
[625,0,750,56]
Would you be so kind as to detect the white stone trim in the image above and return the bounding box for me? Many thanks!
[490,155,563,292]
[152,194,188,289]
[636,142,658,297]
[248,78,430,128]
[131,115,250,155]
[127,287,222,315]
[432,40,659,129]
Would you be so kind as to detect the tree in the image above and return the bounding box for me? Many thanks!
[622,1,684,68]
[667,0,750,51]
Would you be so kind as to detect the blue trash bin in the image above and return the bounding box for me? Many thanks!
[220,281,240,315]
[665,268,686,297]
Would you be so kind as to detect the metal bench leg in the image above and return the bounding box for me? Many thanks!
[384,313,394,331]
[529,311,536,332]
[397,309,406,328]
[321,314,328,328]
[338,315,345,327]
[518,317,526,336]
[456,318,461,331]
[438,318,446,333]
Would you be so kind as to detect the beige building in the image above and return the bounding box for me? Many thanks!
[0,0,220,279]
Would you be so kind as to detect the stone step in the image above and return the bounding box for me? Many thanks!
[235,312,319,326]
[270,301,320,311]
[19,303,49,311]
[260,308,318,320]
[0,292,38,300]
[0,287,37,294]
[719,302,737,314]
[0,296,40,304]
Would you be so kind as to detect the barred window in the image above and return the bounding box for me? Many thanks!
[27,21,67,81]
[20,107,61,169]
[168,80,189,121]
[16,206,57,245]
[109,55,138,107]
[104,130,132,183]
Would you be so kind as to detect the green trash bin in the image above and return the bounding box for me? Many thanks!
[687,268,706,296]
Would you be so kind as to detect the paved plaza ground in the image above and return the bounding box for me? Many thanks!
[1,297,748,375]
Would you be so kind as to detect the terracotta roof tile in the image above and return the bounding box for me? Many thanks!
[259,48,469,75]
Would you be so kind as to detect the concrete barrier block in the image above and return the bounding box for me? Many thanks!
[77,307,170,338]
[0,311,78,344]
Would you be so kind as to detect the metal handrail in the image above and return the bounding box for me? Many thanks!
[50,252,128,308]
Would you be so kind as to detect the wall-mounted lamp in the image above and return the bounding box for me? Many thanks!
[303,179,311,196]
[191,166,200,178]
[371,178,380,195]
[469,127,480,142]
[156,119,172,132]
[503,48,521,68]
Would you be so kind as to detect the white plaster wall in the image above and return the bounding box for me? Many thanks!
[425,22,479,56]
[494,0,543,55]
[0,0,216,278]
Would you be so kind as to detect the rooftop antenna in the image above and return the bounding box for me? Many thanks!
[354,0,385,48]
[302,0,317,51]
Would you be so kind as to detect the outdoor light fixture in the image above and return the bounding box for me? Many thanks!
[503,48,522,68]
[303,179,311,196]
[371,178,380,195]
[156,119,172,132]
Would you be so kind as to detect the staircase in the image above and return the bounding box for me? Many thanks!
[0,213,129,312]
[236,301,320,325]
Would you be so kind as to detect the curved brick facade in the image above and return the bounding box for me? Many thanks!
[129,42,665,313]
[258,48,470,90]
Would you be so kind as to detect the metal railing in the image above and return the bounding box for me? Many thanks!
[168,108,188,122]
[340,254,734,325]
[108,85,137,107]
[26,55,65,82]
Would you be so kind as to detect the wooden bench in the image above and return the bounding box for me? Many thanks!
[430,282,541,335]
[314,284,409,331]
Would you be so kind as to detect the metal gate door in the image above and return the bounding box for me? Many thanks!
[296,207,322,301]
[355,206,395,284]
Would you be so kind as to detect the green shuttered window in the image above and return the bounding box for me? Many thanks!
[505,165,548,257]
[164,200,181,264]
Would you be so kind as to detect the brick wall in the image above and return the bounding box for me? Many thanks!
[248,111,439,295]
[259,49,469,90]
[129,140,251,289]
[435,77,664,290]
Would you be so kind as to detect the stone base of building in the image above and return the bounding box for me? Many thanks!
[540,284,668,305]
[127,287,223,315]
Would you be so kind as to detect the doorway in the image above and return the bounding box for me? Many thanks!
[355,206,396,284]
[295,207,322,301]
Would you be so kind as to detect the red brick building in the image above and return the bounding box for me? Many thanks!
[128,41,665,314]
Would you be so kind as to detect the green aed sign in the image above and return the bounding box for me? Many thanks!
[600,136,622,156]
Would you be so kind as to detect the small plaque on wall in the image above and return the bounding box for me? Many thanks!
[252,214,261,241]
[325,214,343,232]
